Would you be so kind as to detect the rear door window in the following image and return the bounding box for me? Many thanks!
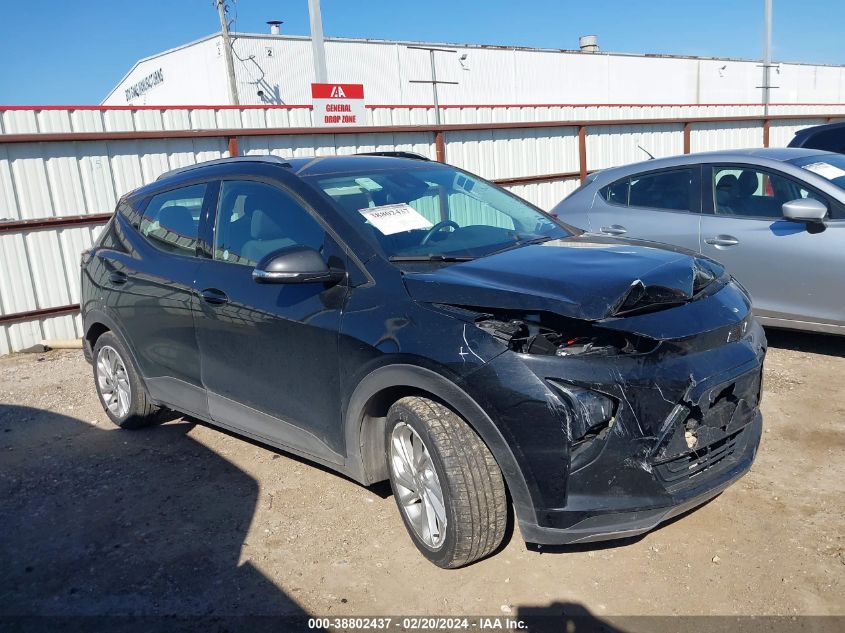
[602,168,695,212]
[140,184,207,256]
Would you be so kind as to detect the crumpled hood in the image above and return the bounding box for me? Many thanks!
[402,235,715,321]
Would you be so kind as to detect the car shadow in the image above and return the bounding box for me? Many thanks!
[763,327,845,358]
[178,414,394,501]
[517,602,628,633]
[0,404,311,630]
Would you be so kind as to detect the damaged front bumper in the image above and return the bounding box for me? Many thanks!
[458,282,766,546]
[519,411,761,545]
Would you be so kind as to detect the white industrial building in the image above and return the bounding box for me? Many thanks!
[103,31,845,107]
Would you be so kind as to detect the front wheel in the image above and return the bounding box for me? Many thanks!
[385,396,508,568]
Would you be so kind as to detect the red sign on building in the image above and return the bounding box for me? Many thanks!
[311,83,366,126]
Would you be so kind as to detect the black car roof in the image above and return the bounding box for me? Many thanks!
[791,120,845,142]
[131,153,439,200]
[290,154,436,176]
[157,153,433,182]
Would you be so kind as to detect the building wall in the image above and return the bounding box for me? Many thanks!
[103,36,229,106]
[104,34,845,107]
[1,103,843,354]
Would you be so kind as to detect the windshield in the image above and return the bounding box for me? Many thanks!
[788,154,845,190]
[306,166,572,260]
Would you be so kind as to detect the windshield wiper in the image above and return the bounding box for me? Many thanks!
[487,235,555,256]
[388,254,475,262]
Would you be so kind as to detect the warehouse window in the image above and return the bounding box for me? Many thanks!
[140,184,206,256]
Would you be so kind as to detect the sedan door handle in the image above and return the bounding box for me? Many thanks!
[200,288,229,305]
[704,235,740,247]
[108,271,128,285]
[600,225,627,236]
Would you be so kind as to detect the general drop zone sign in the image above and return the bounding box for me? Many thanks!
[311,83,366,126]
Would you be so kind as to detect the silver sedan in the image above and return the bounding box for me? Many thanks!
[551,148,845,335]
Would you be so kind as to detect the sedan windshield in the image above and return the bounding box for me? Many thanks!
[788,154,845,190]
[307,166,572,260]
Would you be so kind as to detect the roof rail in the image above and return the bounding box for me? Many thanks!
[355,151,431,161]
[156,155,292,181]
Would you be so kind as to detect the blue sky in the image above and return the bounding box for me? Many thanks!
[0,0,842,105]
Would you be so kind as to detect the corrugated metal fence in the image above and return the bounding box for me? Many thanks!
[1,102,844,354]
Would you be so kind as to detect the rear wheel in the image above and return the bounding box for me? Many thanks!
[93,332,161,429]
[385,396,508,568]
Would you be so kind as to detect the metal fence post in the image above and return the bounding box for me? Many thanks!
[578,126,588,182]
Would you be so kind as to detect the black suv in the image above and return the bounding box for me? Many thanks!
[81,154,765,568]
[788,121,845,154]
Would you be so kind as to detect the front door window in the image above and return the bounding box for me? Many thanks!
[712,167,824,219]
[214,180,327,266]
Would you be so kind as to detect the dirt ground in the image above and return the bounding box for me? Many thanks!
[0,329,843,624]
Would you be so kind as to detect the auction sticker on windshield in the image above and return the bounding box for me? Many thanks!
[359,203,434,235]
[801,161,845,181]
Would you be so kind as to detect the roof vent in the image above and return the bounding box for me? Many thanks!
[579,35,599,53]
[267,20,283,35]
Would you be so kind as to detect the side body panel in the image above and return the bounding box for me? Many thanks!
[700,214,845,327]
[585,166,703,253]
[189,164,378,462]
[194,258,348,460]
[699,163,845,329]
[87,198,209,417]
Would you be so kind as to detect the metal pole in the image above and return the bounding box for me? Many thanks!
[408,46,458,125]
[216,0,239,106]
[763,0,772,115]
[308,0,328,84]
[429,50,442,125]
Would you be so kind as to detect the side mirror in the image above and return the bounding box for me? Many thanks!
[252,245,346,285]
[782,197,827,222]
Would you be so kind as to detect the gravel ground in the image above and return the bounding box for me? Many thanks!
[0,330,843,624]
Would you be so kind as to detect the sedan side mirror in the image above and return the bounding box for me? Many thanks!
[782,197,828,222]
[252,245,346,285]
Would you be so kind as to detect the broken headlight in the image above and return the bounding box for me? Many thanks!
[693,258,726,295]
[474,313,656,357]
[548,380,616,440]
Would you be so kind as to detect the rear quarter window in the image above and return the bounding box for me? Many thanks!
[139,184,207,256]
[602,179,629,205]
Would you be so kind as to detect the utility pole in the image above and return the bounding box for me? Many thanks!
[216,0,239,105]
[408,46,459,125]
[762,0,773,115]
[308,0,328,84]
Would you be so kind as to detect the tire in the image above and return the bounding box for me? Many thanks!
[92,331,161,429]
[385,396,508,568]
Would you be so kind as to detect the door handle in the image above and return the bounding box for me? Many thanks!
[108,271,128,285]
[704,235,740,247]
[600,225,627,236]
[200,288,229,305]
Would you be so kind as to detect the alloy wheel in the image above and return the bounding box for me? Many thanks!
[389,422,447,549]
[96,345,131,418]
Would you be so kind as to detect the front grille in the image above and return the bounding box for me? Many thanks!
[653,425,747,493]
[650,366,762,494]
